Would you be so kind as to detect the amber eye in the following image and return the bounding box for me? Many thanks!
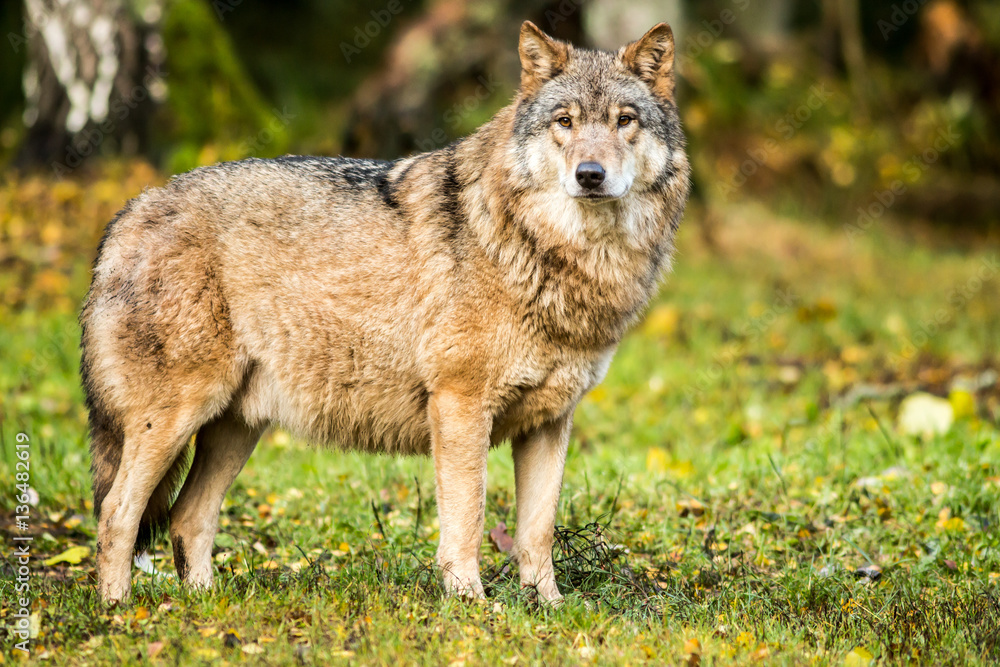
[618,115,634,127]
[557,116,572,128]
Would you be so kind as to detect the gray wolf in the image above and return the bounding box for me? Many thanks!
[80,21,690,604]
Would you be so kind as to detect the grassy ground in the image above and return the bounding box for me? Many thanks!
[1,163,999,665]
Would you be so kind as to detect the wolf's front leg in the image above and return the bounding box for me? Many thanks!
[511,412,573,603]
[428,390,491,598]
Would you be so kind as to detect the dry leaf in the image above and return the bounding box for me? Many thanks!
[676,498,705,518]
[43,545,90,566]
[489,522,514,553]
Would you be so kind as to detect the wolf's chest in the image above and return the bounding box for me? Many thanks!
[491,348,614,441]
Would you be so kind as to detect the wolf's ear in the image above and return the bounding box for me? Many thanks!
[519,21,570,95]
[620,23,676,101]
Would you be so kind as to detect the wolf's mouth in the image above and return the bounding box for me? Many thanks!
[576,193,619,202]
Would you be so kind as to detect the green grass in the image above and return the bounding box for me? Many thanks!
[1,170,999,665]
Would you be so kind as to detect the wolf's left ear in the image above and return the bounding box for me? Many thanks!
[519,21,570,95]
[621,23,676,101]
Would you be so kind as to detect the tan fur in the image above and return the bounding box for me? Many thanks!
[81,21,690,604]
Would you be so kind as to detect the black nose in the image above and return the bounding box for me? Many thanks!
[575,162,606,189]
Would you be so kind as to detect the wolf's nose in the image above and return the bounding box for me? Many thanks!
[575,162,606,189]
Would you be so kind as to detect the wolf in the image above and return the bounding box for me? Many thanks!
[80,21,690,604]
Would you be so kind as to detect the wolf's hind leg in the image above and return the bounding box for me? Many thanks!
[97,417,198,604]
[511,413,572,603]
[169,410,262,588]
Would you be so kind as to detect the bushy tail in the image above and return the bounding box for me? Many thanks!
[88,400,124,524]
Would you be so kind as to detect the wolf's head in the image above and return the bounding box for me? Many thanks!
[511,21,683,205]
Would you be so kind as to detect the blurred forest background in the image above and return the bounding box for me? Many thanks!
[0,0,998,229]
[2,4,1000,662]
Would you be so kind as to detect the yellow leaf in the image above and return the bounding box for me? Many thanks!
[647,447,669,474]
[643,304,680,337]
[948,390,976,419]
[339,542,350,552]
[844,646,874,666]
[133,607,149,621]
[586,386,607,404]
[43,545,90,566]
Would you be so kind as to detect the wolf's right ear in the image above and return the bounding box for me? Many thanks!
[519,21,570,95]
[620,23,676,101]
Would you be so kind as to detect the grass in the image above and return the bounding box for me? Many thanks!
[1,162,998,665]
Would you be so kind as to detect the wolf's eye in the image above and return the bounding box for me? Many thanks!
[557,116,572,128]
[618,115,634,127]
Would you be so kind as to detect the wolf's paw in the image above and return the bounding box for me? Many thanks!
[442,568,486,600]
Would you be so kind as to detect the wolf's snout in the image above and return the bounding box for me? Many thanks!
[575,162,606,189]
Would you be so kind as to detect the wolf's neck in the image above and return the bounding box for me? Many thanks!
[446,115,674,348]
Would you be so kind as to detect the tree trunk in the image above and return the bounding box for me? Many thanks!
[16,0,166,173]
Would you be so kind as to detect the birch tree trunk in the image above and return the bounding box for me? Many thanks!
[16,0,166,172]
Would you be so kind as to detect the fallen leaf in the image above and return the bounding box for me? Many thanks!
[147,641,165,659]
[489,522,514,553]
[643,304,680,337]
[948,389,976,419]
[684,637,702,666]
[854,564,882,582]
[677,498,705,518]
[43,545,90,566]
[646,447,669,473]
[844,646,874,666]
[898,392,953,438]
[242,643,264,655]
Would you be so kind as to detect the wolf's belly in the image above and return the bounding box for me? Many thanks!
[234,332,432,455]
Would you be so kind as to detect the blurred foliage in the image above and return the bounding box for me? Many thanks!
[0,0,998,226]
[157,0,283,172]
